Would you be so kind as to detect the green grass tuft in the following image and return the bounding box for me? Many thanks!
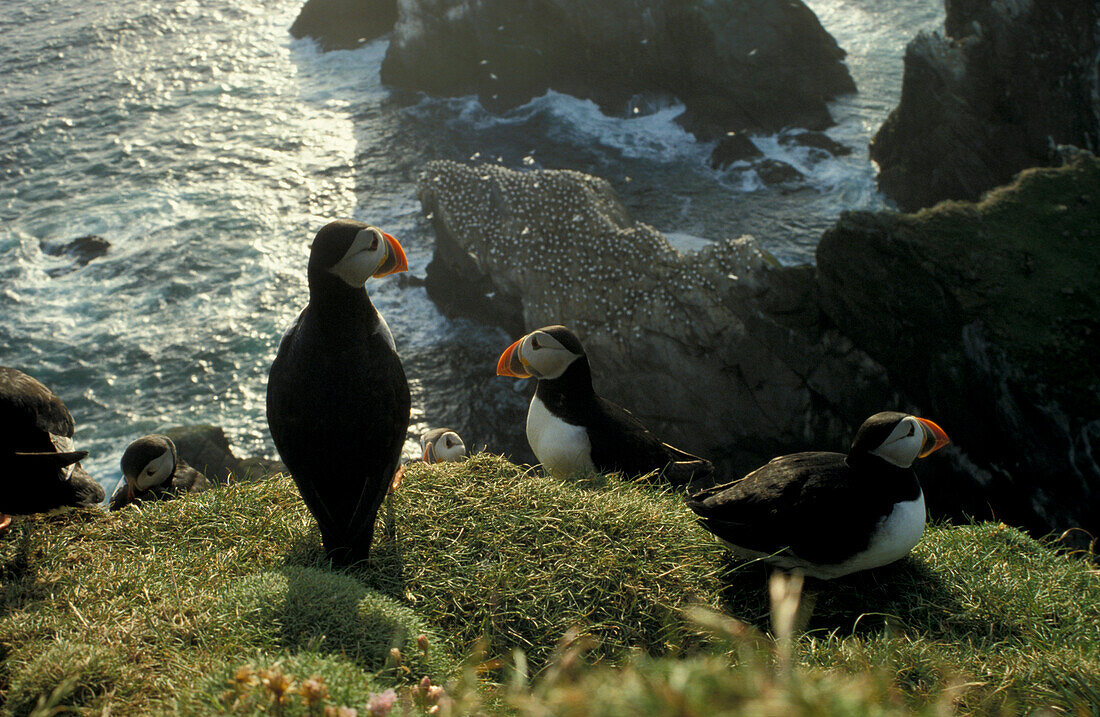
[0,455,1097,714]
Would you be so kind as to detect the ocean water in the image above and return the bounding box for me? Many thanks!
[0,0,943,495]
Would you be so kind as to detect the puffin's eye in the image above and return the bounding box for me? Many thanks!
[906,424,915,437]
[531,336,541,350]
[445,438,453,448]
[368,234,380,251]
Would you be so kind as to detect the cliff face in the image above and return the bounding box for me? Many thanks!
[377,0,854,139]
[418,160,899,476]
[817,154,1100,540]
[419,155,1100,545]
[290,0,398,50]
[871,0,1100,212]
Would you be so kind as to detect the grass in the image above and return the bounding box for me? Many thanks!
[0,454,1097,715]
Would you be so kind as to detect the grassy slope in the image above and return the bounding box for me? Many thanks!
[0,454,1097,715]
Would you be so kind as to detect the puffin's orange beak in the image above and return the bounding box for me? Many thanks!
[916,418,950,458]
[421,441,434,464]
[496,338,530,378]
[372,231,408,277]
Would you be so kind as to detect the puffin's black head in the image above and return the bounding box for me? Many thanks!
[307,219,407,291]
[850,411,950,468]
[496,325,587,380]
[120,434,178,497]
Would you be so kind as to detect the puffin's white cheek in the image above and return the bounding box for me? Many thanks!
[329,252,376,287]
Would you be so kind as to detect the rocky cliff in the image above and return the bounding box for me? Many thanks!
[419,155,1100,545]
[817,153,1100,542]
[418,160,898,475]
[378,0,854,139]
[290,0,398,50]
[871,0,1100,212]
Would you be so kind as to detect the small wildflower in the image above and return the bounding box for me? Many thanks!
[260,667,294,702]
[324,707,359,717]
[298,675,328,705]
[366,688,397,716]
[416,633,430,655]
[389,647,403,666]
[233,666,257,686]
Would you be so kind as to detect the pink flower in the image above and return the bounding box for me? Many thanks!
[366,688,397,717]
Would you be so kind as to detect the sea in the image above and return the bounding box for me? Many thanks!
[0,0,944,497]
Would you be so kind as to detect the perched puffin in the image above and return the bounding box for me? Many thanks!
[108,434,210,511]
[266,220,410,567]
[420,427,466,463]
[496,325,712,484]
[685,411,950,579]
[0,366,105,524]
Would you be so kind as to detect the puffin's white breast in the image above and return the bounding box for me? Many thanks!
[526,395,595,477]
[719,491,927,580]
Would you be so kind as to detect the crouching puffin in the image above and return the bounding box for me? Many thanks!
[496,325,712,485]
[1,366,105,527]
[267,220,410,567]
[685,411,950,579]
[420,427,466,463]
[108,434,210,510]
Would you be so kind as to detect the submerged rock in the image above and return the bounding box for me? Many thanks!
[381,0,855,139]
[417,160,896,474]
[817,154,1100,543]
[290,0,397,50]
[40,235,110,277]
[871,0,1100,211]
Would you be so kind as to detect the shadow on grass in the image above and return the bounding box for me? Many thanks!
[717,553,1019,643]
[280,517,408,601]
[0,524,48,620]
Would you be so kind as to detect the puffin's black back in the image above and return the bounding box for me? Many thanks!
[0,367,104,514]
[267,221,410,566]
[685,451,916,563]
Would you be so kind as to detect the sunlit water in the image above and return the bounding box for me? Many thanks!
[0,0,943,495]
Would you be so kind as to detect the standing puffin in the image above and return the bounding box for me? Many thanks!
[420,427,466,463]
[108,434,210,511]
[0,366,105,526]
[266,220,410,567]
[685,411,950,579]
[496,325,712,484]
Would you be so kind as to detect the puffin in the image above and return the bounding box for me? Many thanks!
[0,366,105,526]
[266,219,410,567]
[420,427,466,463]
[496,325,712,484]
[108,434,210,511]
[684,411,950,579]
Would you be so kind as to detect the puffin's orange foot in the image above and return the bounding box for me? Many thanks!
[0,513,12,536]
[390,465,406,493]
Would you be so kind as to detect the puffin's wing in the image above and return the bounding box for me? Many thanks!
[173,460,210,493]
[344,360,410,538]
[590,397,712,484]
[684,452,849,556]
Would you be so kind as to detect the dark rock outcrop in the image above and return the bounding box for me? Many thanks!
[40,235,110,277]
[871,0,1100,212]
[418,161,898,475]
[817,154,1100,543]
[162,425,250,483]
[382,0,855,139]
[710,131,763,169]
[290,0,397,50]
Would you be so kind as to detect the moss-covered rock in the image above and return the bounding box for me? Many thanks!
[817,154,1100,542]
